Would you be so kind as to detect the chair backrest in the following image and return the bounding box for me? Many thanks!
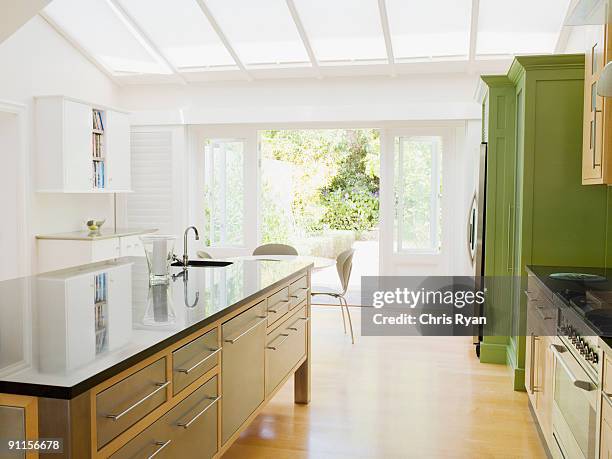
[336,248,355,295]
[252,243,298,256]
[197,250,212,259]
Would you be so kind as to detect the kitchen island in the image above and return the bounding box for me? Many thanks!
[0,256,312,458]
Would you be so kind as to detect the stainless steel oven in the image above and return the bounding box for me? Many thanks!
[550,336,598,459]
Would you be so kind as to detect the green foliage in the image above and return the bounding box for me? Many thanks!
[260,129,380,244]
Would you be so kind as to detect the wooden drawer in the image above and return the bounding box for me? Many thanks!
[267,287,290,327]
[221,302,266,444]
[172,328,219,396]
[96,357,168,449]
[111,376,219,459]
[265,305,308,397]
[288,276,309,310]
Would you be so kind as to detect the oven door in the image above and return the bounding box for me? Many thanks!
[550,340,598,459]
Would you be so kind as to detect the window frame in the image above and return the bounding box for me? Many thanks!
[393,135,443,255]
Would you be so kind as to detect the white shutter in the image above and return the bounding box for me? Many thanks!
[127,131,174,234]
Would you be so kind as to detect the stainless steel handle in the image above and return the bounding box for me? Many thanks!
[106,381,170,421]
[267,333,290,351]
[176,395,221,429]
[224,317,266,344]
[147,439,172,459]
[287,316,309,331]
[529,333,536,394]
[549,344,595,391]
[524,290,538,301]
[506,204,513,272]
[175,348,221,374]
[593,110,602,168]
[535,305,553,321]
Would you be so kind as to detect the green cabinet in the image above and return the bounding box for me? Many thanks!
[479,54,609,390]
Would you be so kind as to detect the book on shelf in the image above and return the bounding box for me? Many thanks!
[93,161,105,189]
[92,132,104,159]
[93,109,104,132]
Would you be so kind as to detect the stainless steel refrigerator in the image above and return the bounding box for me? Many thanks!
[468,142,487,356]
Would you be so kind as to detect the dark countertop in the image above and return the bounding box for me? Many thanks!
[526,265,612,340]
[0,257,312,399]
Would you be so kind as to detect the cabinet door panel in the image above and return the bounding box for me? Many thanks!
[221,304,266,444]
[63,100,93,191]
[106,111,131,191]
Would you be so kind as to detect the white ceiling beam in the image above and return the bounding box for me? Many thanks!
[285,0,322,79]
[555,0,580,53]
[38,11,122,87]
[468,0,480,63]
[105,0,187,85]
[377,0,396,77]
[193,0,252,81]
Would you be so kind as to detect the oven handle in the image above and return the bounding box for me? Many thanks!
[550,344,595,392]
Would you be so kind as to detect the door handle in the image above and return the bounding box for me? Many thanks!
[224,317,266,344]
[147,439,171,459]
[549,344,595,391]
[106,381,170,421]
[175,348,221,374]
[176,395,221,429]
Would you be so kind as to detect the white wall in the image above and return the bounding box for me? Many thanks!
[121,73,483,125]
[0,15,119,274]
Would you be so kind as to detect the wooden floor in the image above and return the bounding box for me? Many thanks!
[223,306,546,459]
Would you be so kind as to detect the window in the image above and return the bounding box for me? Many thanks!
[203,139,245,247]
[393,136,442,253]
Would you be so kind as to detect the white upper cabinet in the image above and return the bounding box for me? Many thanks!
[35,96,132,193]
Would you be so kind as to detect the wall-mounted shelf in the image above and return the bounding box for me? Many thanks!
[35,96,132,193]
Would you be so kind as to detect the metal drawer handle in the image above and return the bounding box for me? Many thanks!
[148,439,172,459]
[176,395,221,429]
[549,344,594,391]
[176,348,221,374]
[287,316,309,331]
[267,333,290,350]
[224,317,266,344]
[105,381,170,421]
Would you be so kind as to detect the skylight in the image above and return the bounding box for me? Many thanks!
[206,0,309,67]
[477,0,572,56]
[293,0,387,63]
[117,0,236,70]
[41,0,575,80]
[387,0,472,60]
[44,0,171,75]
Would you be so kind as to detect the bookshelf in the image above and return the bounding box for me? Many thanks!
[92,108,106,190]
[35,96,132,193]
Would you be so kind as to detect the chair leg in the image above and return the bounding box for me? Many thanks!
[339,297,347,334]
[341,296,355,344]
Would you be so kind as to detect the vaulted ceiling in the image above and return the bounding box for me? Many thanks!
[40,0,574,84]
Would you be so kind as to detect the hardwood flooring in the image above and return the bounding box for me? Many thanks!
[223,306,546,459]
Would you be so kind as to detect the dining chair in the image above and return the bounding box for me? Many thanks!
[311,248,355,344]
[196,250,212,259]
[252,243,298,256]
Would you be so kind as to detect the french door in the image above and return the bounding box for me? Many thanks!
[379,126,457,276]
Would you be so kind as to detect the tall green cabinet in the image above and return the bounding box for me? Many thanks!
[478,54,609,390]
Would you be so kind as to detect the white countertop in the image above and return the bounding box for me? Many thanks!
[36,228,157,241]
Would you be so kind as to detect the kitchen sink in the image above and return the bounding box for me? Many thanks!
[171,260,233,268]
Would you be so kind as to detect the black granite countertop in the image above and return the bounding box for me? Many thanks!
[526,265,612,339]
[0,257,312,399]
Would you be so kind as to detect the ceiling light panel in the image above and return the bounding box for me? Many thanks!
[293,0,387,63]
[44,0,171,74]
[117,0,236,69]
[476,0,571,55]
[386,0,472,60]
[205,0,309,66]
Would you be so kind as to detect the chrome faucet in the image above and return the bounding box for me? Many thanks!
[183,226,200,266]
